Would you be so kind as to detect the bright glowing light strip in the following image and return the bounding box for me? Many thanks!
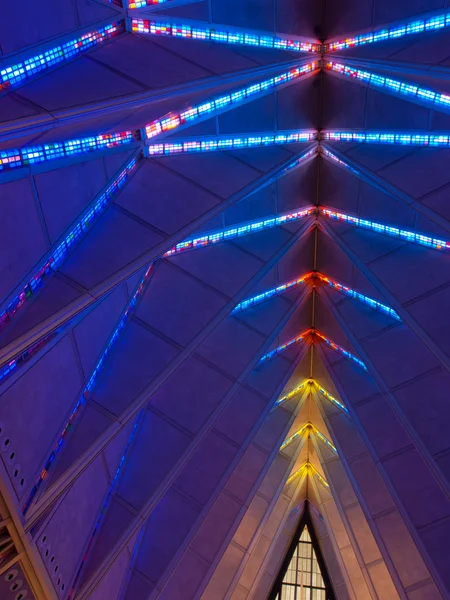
[0,131,135,173]
[280,424,309,450]
[232,272,313,313]
[22,262,153,514]
[144,62,319,138]
[281,421,337,454]
[132,19,320,52]
[259,329,311,363]
[320,207,450,252]
[309,463,330,489]
[0,22,124,93]
[0,330,61,384]
[320,146,359,175]
[286,463,308,486]
[286,462,330,489]
[322,130,450,147]
[147,131,316,155]
[275,380,309,407]
[129,0,181,6]
[311,425,338,454]
[324,11,450,52]
[0,155,141,334]
[277,147,318,177]
[312,382,348,413]
[314,330,367,371]
[22,208,313,510]
[164,207,315,257]
[67,411,143,600]
[324,62,450,110]
[316,272,400,320]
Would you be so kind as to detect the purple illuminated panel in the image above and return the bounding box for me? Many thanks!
[0,22,124,92]
[22,263,153,515]
[67,411,143,600]
[132,19,321,52]
[144,62,319,138]
[21,206,315,511]
[0,154,141,334]
[0,330,61,384]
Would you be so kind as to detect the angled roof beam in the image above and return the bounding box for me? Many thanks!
[131,17,320,53]
[111,327,312,600]
[286,462,330,489]
[60,263,314,599]
[0,149,316,367]
[320,216,450,373]
[0,61,318,175]
[315,272,400,320]
[0,150,143,336]
[329,56,450,82]
[320,205,450,253]
[1,62,318,173]
[280,423,310,450]
[0,291,115,388]
[324,9,450,52]
[146,132,318,156]
[24,218,314,524]
[21,264,155,514]
[321,144,450,236]
[312,329,368,371]
[319,217,450,385]
[22,214,315,513]
[0,59,308,143]
[66,410,145,598]
[142,60,319,139]
[317,281,450,500]
[314,339,450,598]
[0,20,124,94]
[310,424,339,455]
[324,60,450,114]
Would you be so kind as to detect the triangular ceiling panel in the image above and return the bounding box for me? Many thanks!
[2,1,450,598]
